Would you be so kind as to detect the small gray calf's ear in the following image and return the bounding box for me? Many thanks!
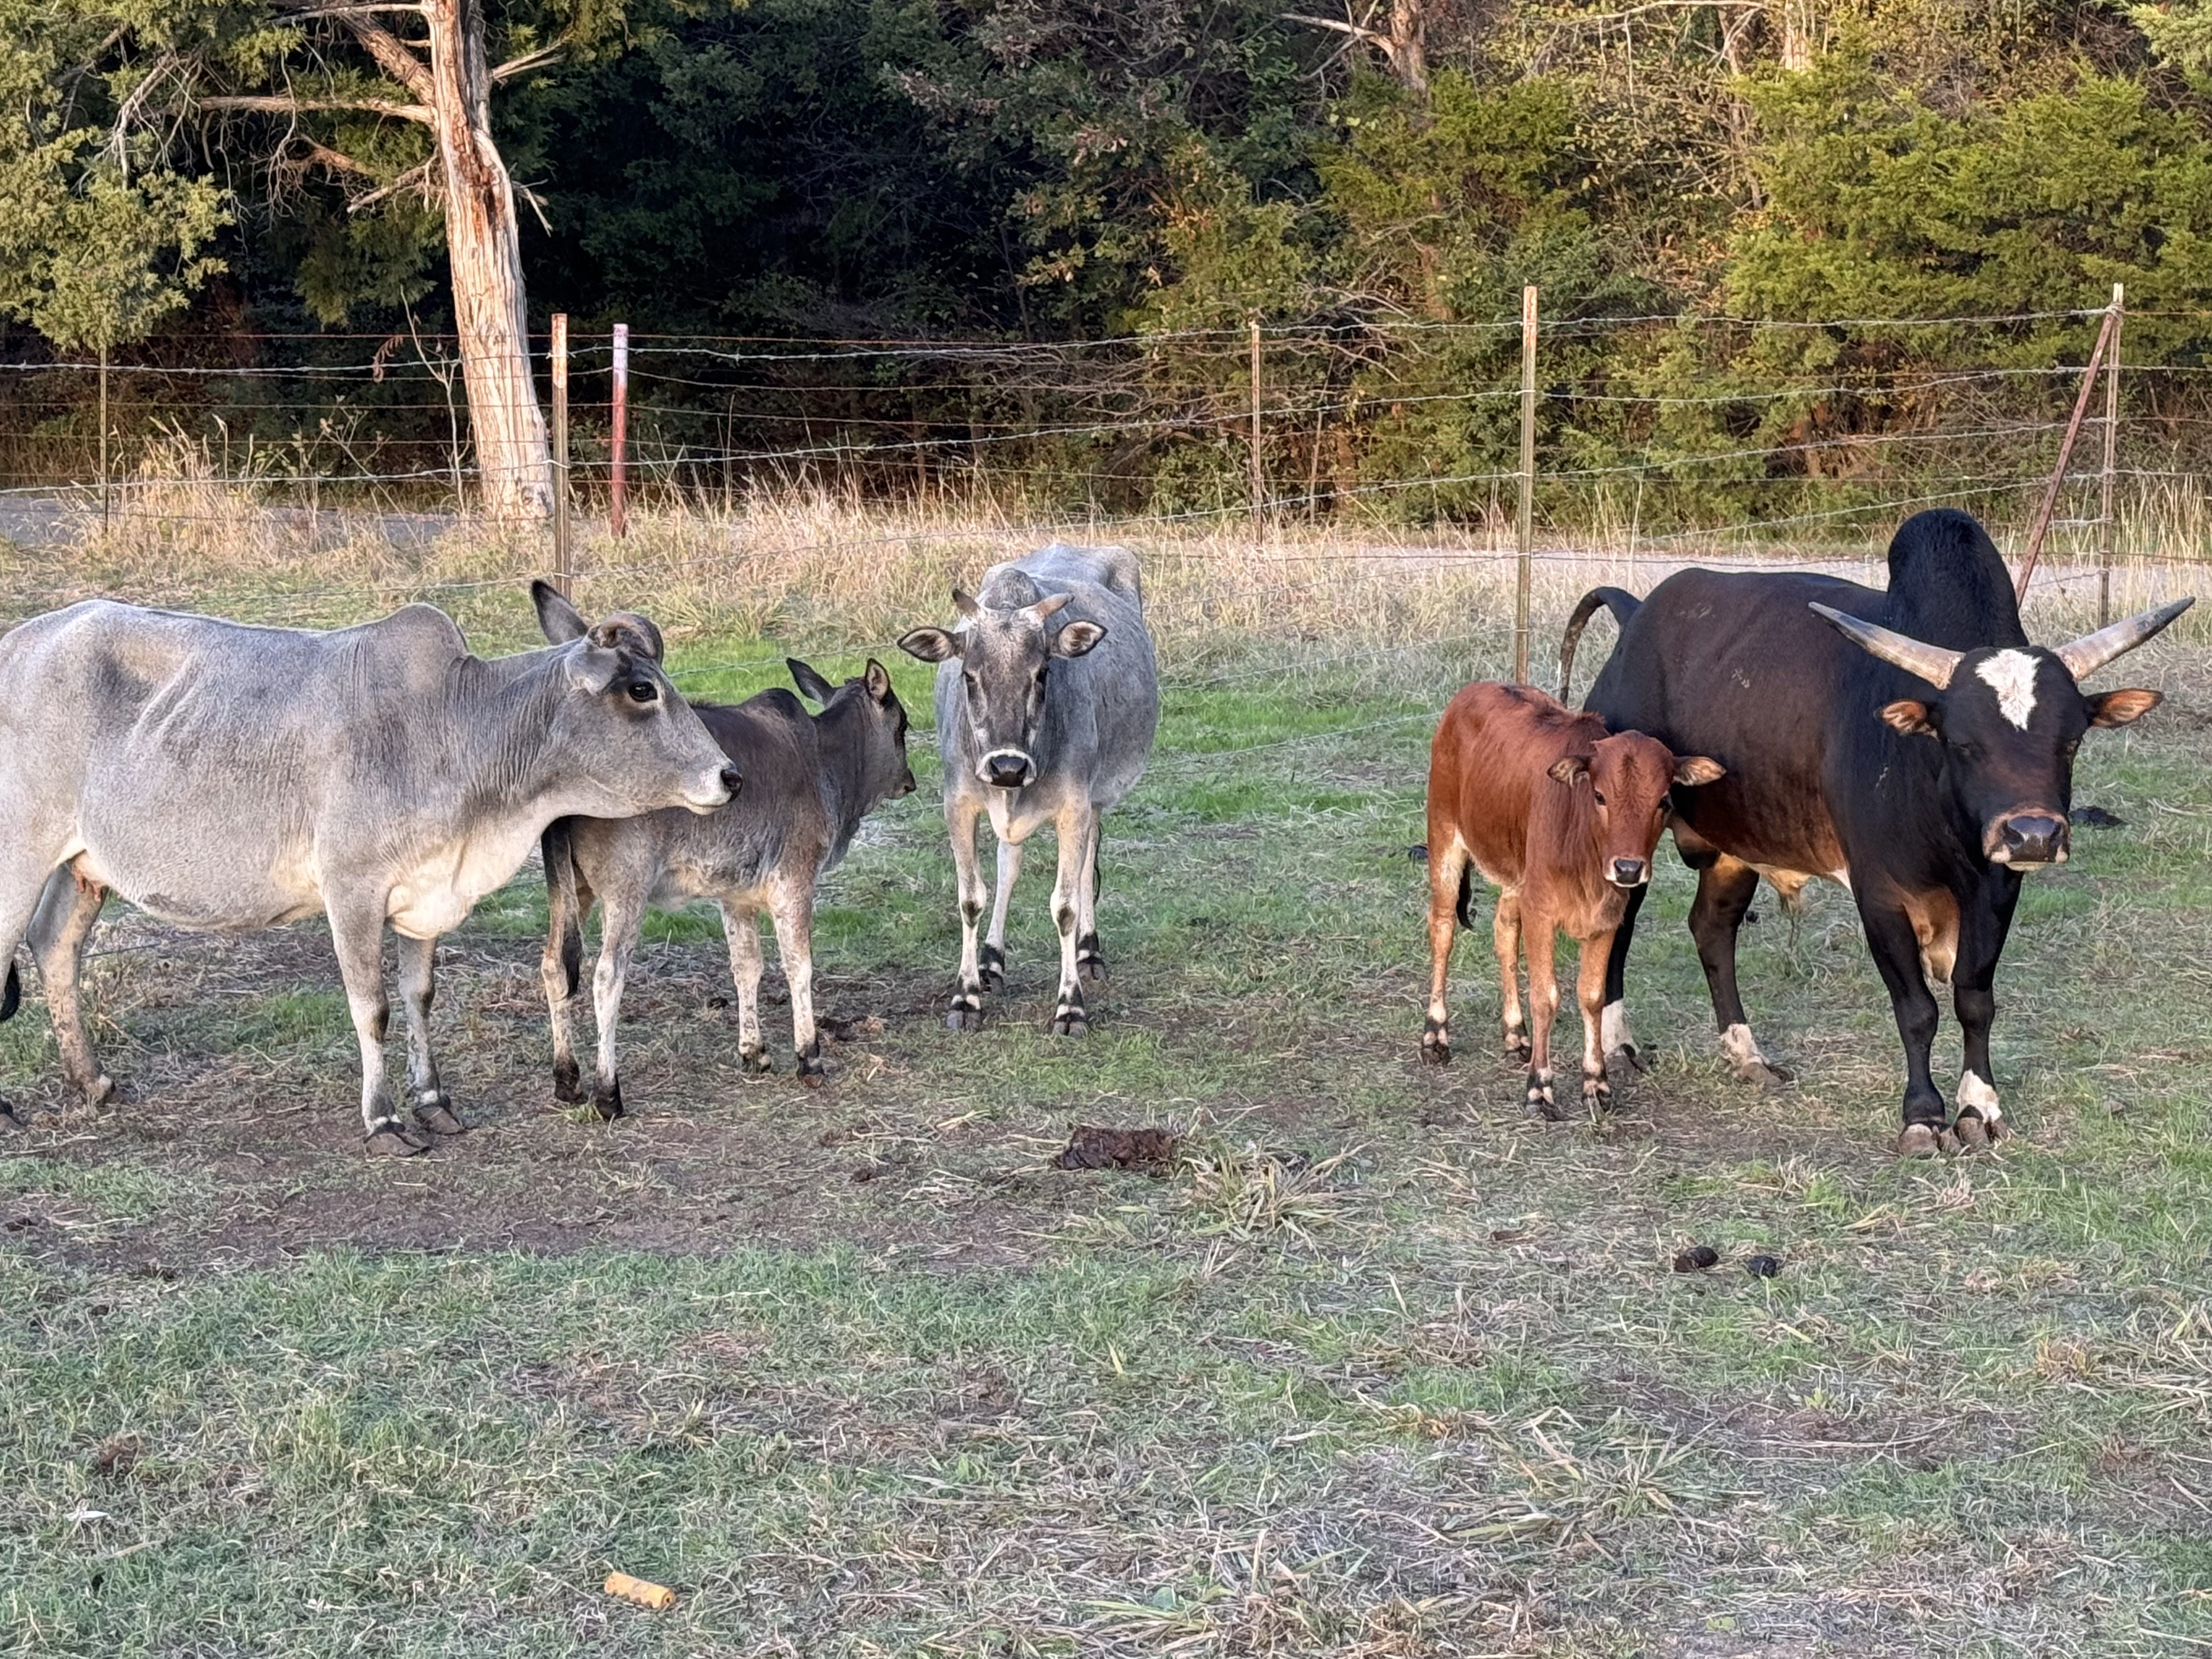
[787,657,838,706]
[900,627,960,663]
[1053,619,1107,658]
[533,579,587,644]
[1673,755,1725,786]
[1548,755,1590,786]
[864,658,894,702]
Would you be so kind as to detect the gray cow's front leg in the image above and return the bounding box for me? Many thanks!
[769,884,824,1086]
[328,895,423,1157]
[720,899,771,1073]
[32,864,113,1104]
[1048,806,1095,1036]
[588,890,645,1120]
[981,837,1023,991]
[946,793,988,1031]
[1074,817,1105,988]
[394,934,464,1137]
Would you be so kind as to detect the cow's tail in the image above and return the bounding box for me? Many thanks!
[0,962,17,1024]
[1454,862,1476,930]
[1558,586,1642,704]
[542,820,584,1000]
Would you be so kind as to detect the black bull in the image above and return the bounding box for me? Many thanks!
[1559,509,2192,1156]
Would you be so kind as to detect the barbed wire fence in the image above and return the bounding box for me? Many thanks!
[3,294,2206,677]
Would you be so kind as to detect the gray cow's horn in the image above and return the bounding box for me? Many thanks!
[1030,592,1074,620]
[1808,603,1963,690]
[2053,596,2195,682]
[952,588,981,621]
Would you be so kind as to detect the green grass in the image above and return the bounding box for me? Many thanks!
[1,625,2209,1656]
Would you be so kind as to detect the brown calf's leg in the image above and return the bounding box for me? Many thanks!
[1491,888,1531,1063]
[1423,839,1469,1064]
[1574,929,1613,1114]
[1520,910,1562,1119]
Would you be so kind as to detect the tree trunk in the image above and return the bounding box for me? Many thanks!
[1387,0,1429,94]
[1778,0,1816,71]
[423,0,550,517]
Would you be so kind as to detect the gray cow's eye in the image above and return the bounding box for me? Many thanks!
[627,681,659,704]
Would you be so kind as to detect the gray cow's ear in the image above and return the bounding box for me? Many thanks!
[1548,755,1590,786]
[863,659,894,703]
[1052,619,1107,658]
[787,658,838,706]
[899,627,961,663]
[534,579,588,644]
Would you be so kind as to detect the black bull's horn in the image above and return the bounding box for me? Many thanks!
[1808,597,2194,689]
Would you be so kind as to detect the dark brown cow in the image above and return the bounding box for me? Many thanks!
[1423,683,1723,1116]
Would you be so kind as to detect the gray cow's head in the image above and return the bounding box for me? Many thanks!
[898,588,1105,788]
[531,580,740,815]
[1812,596,2191,867]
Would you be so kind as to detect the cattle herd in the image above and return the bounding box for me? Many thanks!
[0,515,2190,1159]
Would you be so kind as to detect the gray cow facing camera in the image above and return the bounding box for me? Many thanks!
[539,645,916,1115]
[900,543,1158,1036]
[0,582,735,1155]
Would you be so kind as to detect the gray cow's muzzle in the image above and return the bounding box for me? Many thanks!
[979,749,1035,789]
[682,765,743,812]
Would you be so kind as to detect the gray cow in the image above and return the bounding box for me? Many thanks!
[899,543,1158,1035]
[539,653,916,1115]
[0,582,736,1155]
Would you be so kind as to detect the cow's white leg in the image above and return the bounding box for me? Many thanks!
[540,834,592,1105]
[588,889,645,1120]
[0,849,69,1130]
[393,934,463,1136]
[1048,806,1094,1036]
[1491,888,1530,1063]
[720,899,770,1073]
[32,864,112,1105]
[768,881,823,1086]
[1521,910,1562,1118]
[1575,930,1613,1113]
[981,837,1023,990]
[328,895,420,1156]
[946,792,988,1031]
[1074,816,1105,988]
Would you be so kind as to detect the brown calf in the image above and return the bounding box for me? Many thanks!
[1423,683,1723,1117]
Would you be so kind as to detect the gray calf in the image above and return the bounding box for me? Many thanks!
[539,654,916,1114]
[899,543,1158,1035]
[0,582,735,1154]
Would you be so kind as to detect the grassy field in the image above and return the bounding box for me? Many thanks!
[1,512,2210,1656]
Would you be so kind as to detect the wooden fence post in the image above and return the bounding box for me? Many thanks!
[1514,285,1538,686]
[2099,283,2123,627]
[2015,299,2119,605]
[552,313,571,595]
[611,322,629,540]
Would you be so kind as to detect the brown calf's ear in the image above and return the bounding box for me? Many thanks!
[1053,619,1107,658]
[2087,687,2162,727]
[864,659,893,702]
[899,627,960,664]
[786,658,838,706]
[1880,699,1937,736]
[1673,755,1726,786]
[1548,755,1590,786]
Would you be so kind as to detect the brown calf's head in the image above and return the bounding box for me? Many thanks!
[897,587,1107,788]
[1812,598,2191,868]
[1548,732,1725,889]
[787,656,919,805]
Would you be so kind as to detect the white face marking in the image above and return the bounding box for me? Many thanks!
[1974,650,2040,731]
[1956,1071,2002,1118]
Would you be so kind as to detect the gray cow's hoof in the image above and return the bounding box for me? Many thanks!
[797,1039,826,1088]
[413,1093,466,1137]
[365,1121,431,1158]
[1049,1000,1089,1037]
[740,1044,773,1075]
[977,945,1006,992]
[947,994,984,1032]
[591,1080,625,1122]
[69,1073,115,1106]
[551,1059,583,1105]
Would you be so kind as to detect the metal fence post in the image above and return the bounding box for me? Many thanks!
[611,321,629,540]
[1514,285,1538,686]
[98,343,110,531]
[1249,315,1265,533]
[552,313,571,596]
[2099,282,2123,627]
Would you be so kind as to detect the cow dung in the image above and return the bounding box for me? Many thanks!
[1672,1245,1721,1272]
[1745,1254,1784,1278]
[1054,1126,1180,1173]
